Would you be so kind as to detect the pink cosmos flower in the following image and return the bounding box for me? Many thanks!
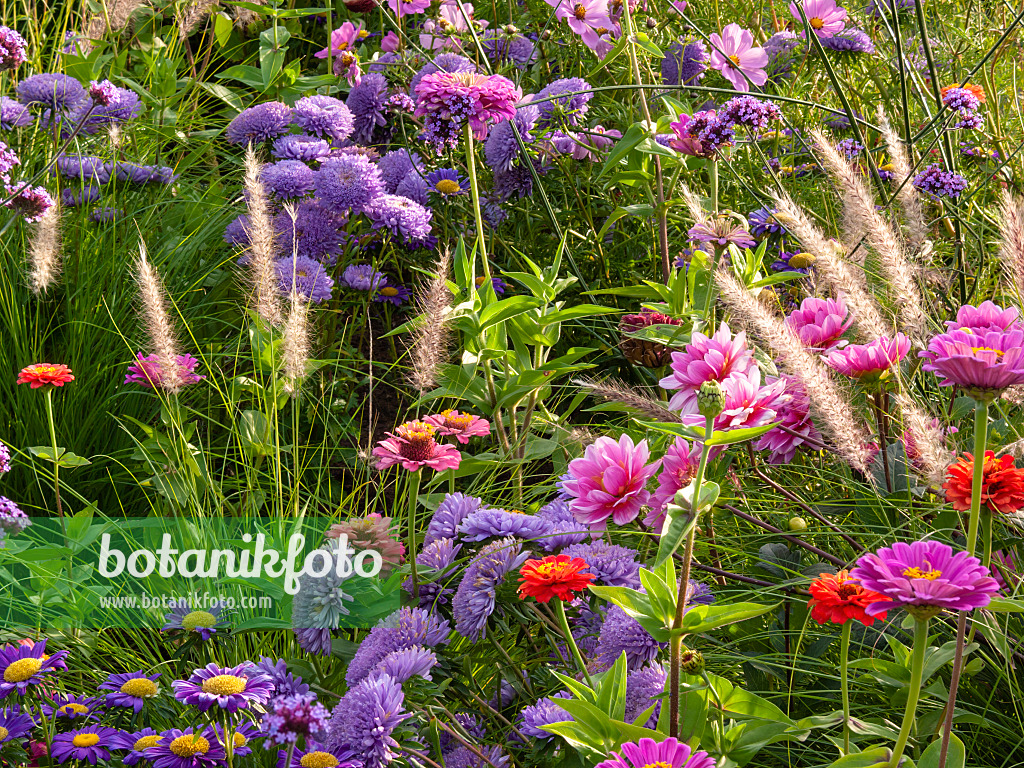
[645,437,709,531]
[387,0,431,16]
[670,0,687,12]
[659,322,758,413]
[581,24,620,58]
[785,295,853,350]
[420,1,489,49]
[945,300,1022,333]
[315,22,366,58]
[424,409,491,443]
[668,113,705,156]
[372,420,462,472]
[708,24,768,92]
[563,434,661,530]
[682,374,788,434]
[753,375,822,464]
[334,51,363,86]
[823,333,910,383]
[789,0,847,38]
[549,0,613,36]
[381,32,401,52]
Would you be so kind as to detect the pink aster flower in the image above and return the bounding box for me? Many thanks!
[387,0,431,16]
[414,71,521,142]
[596,737,715,768]
[944,301,1022,333]
[563,434,661,530]
[372,421,462,472]
[315,22,365,59]
[823,333,910,384]
[682,374,789,434]
[851,540,999,619]
[789,0,847,38]
[659,322,758,413]
[645,437,710,531]
[688,214,756,250]
[785,295,853,350]
[754,375,822,464]
[423,409,491,443]
[919,326,1024,398]
[125,353,205,389]
[708,24,768,92]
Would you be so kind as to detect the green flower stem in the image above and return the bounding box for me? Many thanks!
[709,158,719,214]
[889,617,930,768]
[407,468,422,599]
[552,597,594,689]
[463,124,490,280]
[43,388,66,539]
[840,620,853,756]
[965,399,990,556]
[669,414,714,739]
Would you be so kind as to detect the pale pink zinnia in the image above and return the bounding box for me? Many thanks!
[823,333,910,383]
[424,409,491,443]
[785,295,853,350]
[563,434,661,530]
[659,322,758,413]
[372,421,462,472]
[789,0,847,38]
[682,374,789,434]
[325,513,405,573]
[708,24,768,93]
[414,71,521,140]
[645,437,708,532]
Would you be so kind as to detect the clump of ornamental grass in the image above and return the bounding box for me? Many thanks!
[134,239,184,394]
[26,201,61,295]
[243,145,283,326]
[407,249,453,399]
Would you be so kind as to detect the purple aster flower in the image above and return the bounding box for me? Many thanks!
[438,714,487,755]
[919,324,1024,398]
[851,540,1000,619]
[63,85,142,136]
[161,599,227,640]
[0,27,27,71]
[0,704,34,744]
[90,206,122,223]
[256,657,310,697]
[4,183,53,223]
[458,507,553,542]
[535,497,589,549]
[365,193,433,243]
[562,540,641,588]
[326,674,409,767]
[0,639,68,699]
[823,333,910,383]
[594,604,666,671]
[404,537,462,608]
[292,95,355,142]
[754,374,822,464]
[262,693,330,745]
[482,29,538,66]
[148,727,225,768]
[213,722,258,757]
[55,154,109,183]
[719,96,782,130]
[819,27,875,54]
[425,492,485,545]
[0,498,28,534]
[378,149,424,193]
[0,441,9,474]
[0,96,31,129]
[262,159,316,199]
[280,742,362,768]
[172,662,274,714]
[225,101,292,145]
[518,694,572,738]
[315,153,385,214]
[341,263,385,291]
[61,185,100,207]
[688,214,756,249]
[484,103,538,173]
[445,745,510,768]
[425,167,468,197]
[274,201,346,264]
[113,162,178,185]
[596,737,714,768]
[125,353,205,389]
[346,72,389,144]
[99,671,161,713]
[394,170,430,206]
[661,39,707,86]
[764,31,804,82]
[625,664,665,726]
[374,283,412,306]
[452,537,530,640]
[748,206,784,237]
[52,726,117,764]
[913,163,968,198]
[110,728,164,766]
[410,52,476,95]
[295,628,333,656]
[373,645,437,683]
[534,77,592,128]
[785,295,852,349]
[272,134,331,162]
[346,627,400,687]
[42,693,102,722]
[17,73,87,112]
[224,214,250,246]
[395,605,451,647]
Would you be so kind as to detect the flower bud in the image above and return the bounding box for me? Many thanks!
[680,647,704,674]
[697,380,725,418]
[540,29,552,40]
[645,16,657,28]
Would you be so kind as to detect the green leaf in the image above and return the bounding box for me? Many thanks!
[986,597,1024,613]
[918,734,964,768]
[596,204,654,240]
[598,122,649,179]
[704,422,779,446]
[538,304,619,327]
[633,31,665,57]
[681,602,776,635]
[634,420,705,439]
[654,502,696,569]
[826,747,901,767]
[214,12,233,46]
[477,296,544,331]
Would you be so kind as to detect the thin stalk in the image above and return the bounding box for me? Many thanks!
[43,388,66,537]
[464,125,490,280]
[840,621,852,755]
[407,468,422,599]
[981,509,994,569]
[552,598,593,688]
[889,617,930,768]
[871,392,892,494]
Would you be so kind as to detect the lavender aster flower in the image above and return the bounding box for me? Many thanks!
[99,671,161,714]
[172,662,274,713]
[562,541,641,588]
[256,657,310,697]
[764,31,804,82]
[346,72,389,144]
[484,103,539,173]
[113,162,178,185]
[326,674,409,767]
[404,537,462,608]
[394,170,430,205]
[395,605,451,646]
[438,714,487,755]
[819,27,875,53]
[535,497,589,549]
[262,159,316,199]
[913,163,968,198]
[452,537,529,640]
[273,134,331,162]
[378,149,424,193]
[426,167,468,197]
[593,604,666,670]
[426,492,485,544]
[374,283,413,305]
[625,665,666,727]
[61,185,100,207]
[374,645,438,683]
[0,96,31,129]
[342,263,385,290]
[55,154,109,183]
[518,694,573,738]
[365,193,433,243]
[295,628,333,656]
[0,27,27,71]
[482,30,538,66]
[90,206,122,223]
[748,206,784,237]
[225,101,293,144]
[0,442,9,474]
[275,255,334,303]
[534,77,592,128]
[661,39,708,86]
[262,693,330,745]
[274,201,346,264]
[17,73,87,112]
[316,153,385,213]
[458,507,552,542]
[851,540,999,619]
[293,95,355,142]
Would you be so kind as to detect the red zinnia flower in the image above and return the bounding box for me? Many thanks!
[517,555,596,603]
[807,570,890,626]
[943,451,1024,515]
[16,363,74,389]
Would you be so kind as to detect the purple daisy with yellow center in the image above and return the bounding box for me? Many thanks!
[279,741,362,768]
[98,670,161,713]
[0,704,35,744]
[172,663,274,714]
[148,727,225,768]
[161,600,227,640]
[41,692,102,722]
[425,168,468,197]
[110,727,164,766]
[0,639,68,699]
[373,282,412,306]
[51,725,118,764]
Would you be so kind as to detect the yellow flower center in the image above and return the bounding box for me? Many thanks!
[642,763,674,768]
[435,179,462,194]
[810,16,824,28]
[59,702,90,715]
[301,752,341,768]
[788,253,815,268]
[72,733,101,748]
[0,727,9,741]
[357,29,369,39]
[903,566,942,580]
[381,286,399,296]
[728,55,741,66]
[120,677,159,698]
[4,657,42,683]
[397,421,437,443]
[170,735,210,757]
[201,674,248,696]
[233,732,248,748]
[534,562,561,576]
[971,346,1004,356]
[573,3,587,18]
[441,409,474,429]
[133,735,163,751]
[181,610,216,630]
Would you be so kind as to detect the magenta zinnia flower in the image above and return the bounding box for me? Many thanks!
[708,24,768,92]
[851,540,999,619]
[785,295,852,349]
[595,737,715,768]
[659,322,758,413]
[823,333,910,383]
[172,662,274,714]
[372,421,462,472]
[919,325,1024,398]
[563,434,660,530]
[424,409,491,443]
[646,437,709,531]
[945,300,1022,333]
[789,0,847,37]
[125,353,205,389]
[682,374,788,434]
[754,375,822,464]
[414,72,521,143]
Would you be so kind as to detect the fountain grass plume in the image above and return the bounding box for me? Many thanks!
[243,144,284,326]
[715,269,873,473]
[85,0,149,48]
[177,0,218,34]
[27,201,62,295]
[890,389,951,487]
[878,109,928,254]
[999,191,1024,303]
[408,249,453,397]
[280,204,310,395]
[572,376,680,423]
[135,239,184,394]
[811,129,928,342]
[772,191,893,342]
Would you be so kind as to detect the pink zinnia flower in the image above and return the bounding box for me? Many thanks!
[823,333,910,383]
[315,22,365,59]
[414,71,521,141]
[596,737,715,768]
[424,409,491,443]
[708,24,768,92]
[659,322,758,413]
[668,113,705,156]
[563,434,661,530]
[754,375,822,464]
[125,353,205,389]
[682,374,788,434]
[785,295,852,350]
[919,326,1024,398]
[645,437,709,531]
[944,300,1022,333]
[372,421,462,472]
[789,0,847,38]
[326,513,405,573]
